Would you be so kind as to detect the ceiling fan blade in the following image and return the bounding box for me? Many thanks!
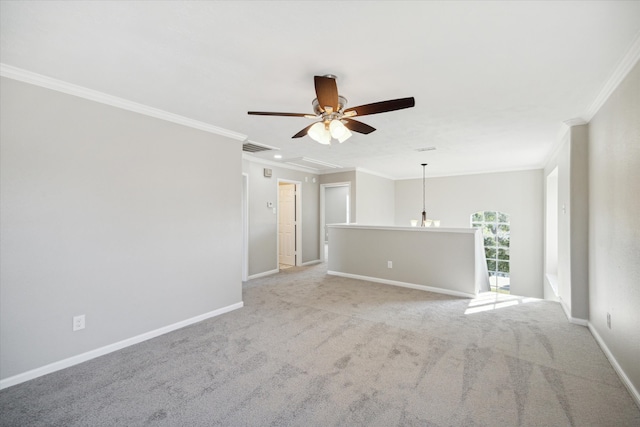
[248,111,311,117]
[292,123,317,138]
[343,118,376,134]
[314,75,339,112]
[344,97,415,117]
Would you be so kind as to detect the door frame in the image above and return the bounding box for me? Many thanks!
[277,179,302,267]
[242,173,249,281]
[319,182,351,262]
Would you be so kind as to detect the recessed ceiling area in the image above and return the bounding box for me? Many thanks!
[1,1,639,179]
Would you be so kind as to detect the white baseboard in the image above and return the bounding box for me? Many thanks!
[558,296,588,326]
[247,268,279,280]
[588,322,640,409]
[327,271,476,299]
[0,301,244,390]
[301,259,321,266]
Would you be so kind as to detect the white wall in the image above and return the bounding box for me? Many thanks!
[0,77,243,380]
[243,159,320,276]
[545,167,559,282]
[545,133,572,313]
[395,170,543,298]
[588,61,639,397]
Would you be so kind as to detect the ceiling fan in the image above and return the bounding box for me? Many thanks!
[248,75,415,145]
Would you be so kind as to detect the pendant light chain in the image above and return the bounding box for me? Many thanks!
[421,163,427,226]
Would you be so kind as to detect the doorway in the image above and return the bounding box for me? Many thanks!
[278,180,301,269]
[320,182,351,262]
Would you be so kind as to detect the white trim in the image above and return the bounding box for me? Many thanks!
[243,153,320,174]
[247,268,279,280]
[284,157,342,170]
[558,296,588,326]
[242,173,249,282]
[394,165,543,181]
[543,124,570,171]
[545,273,559,297]
[588,322,640,409]
[277,179,302,267]
[301,259,321,266]
[322,167,396,180]
[0,64,246,141]
[563,118,587,127]
[327,271,477,299]
[583,31,640,122]
[0,302,243,390]
[355,167,397,181]
[328,224,478,234]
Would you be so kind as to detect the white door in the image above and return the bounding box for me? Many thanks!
[279,183,296,266]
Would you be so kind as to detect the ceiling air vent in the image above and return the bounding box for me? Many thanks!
[242,142,273,153]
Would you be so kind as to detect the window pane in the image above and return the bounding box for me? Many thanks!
[498,224,510,234]
[497,236,509,247]
[483,225,496,236]
[484,211,496,222]
[485,247,496,259]
[472,212,483,222]
[498,212,509,223]
[487,260,497,272]
[484,236,496,247]
[498,261,510,273]
[472,222,482,229]
[498,248,510,260]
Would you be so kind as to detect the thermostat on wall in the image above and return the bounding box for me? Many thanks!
[263,168,272,177]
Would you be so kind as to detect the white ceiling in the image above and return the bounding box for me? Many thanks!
[2,1,639,179]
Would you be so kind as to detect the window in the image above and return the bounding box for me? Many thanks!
[471,211,510,293]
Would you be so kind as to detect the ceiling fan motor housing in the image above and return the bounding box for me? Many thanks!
[312,96,348,118]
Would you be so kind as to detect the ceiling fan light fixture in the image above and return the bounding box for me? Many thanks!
[337,128,352,143]
[308,122,331,145]
[329,119,349,139]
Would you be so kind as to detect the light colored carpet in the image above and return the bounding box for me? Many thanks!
[1,263,638,426]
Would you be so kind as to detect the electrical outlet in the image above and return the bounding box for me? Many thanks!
[73,315,85,331]
[607,312,611,329]
[387,261,393,268]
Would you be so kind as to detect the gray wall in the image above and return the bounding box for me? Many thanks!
[243,160,319,276]
[355,171,395,225]
[319,170,395,225]
[328,226,484,297]
[0,77,243,380]
[394,170,543,298]
[320,171,356,223]
[325,186,349,241]
[588,61,639,395]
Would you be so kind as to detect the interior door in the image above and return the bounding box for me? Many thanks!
[278,183,296,266]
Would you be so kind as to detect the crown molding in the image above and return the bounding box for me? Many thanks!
[0,63,247,141]
[242,153,320,174]
[354,167,397,181]
[583,31,640,122]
